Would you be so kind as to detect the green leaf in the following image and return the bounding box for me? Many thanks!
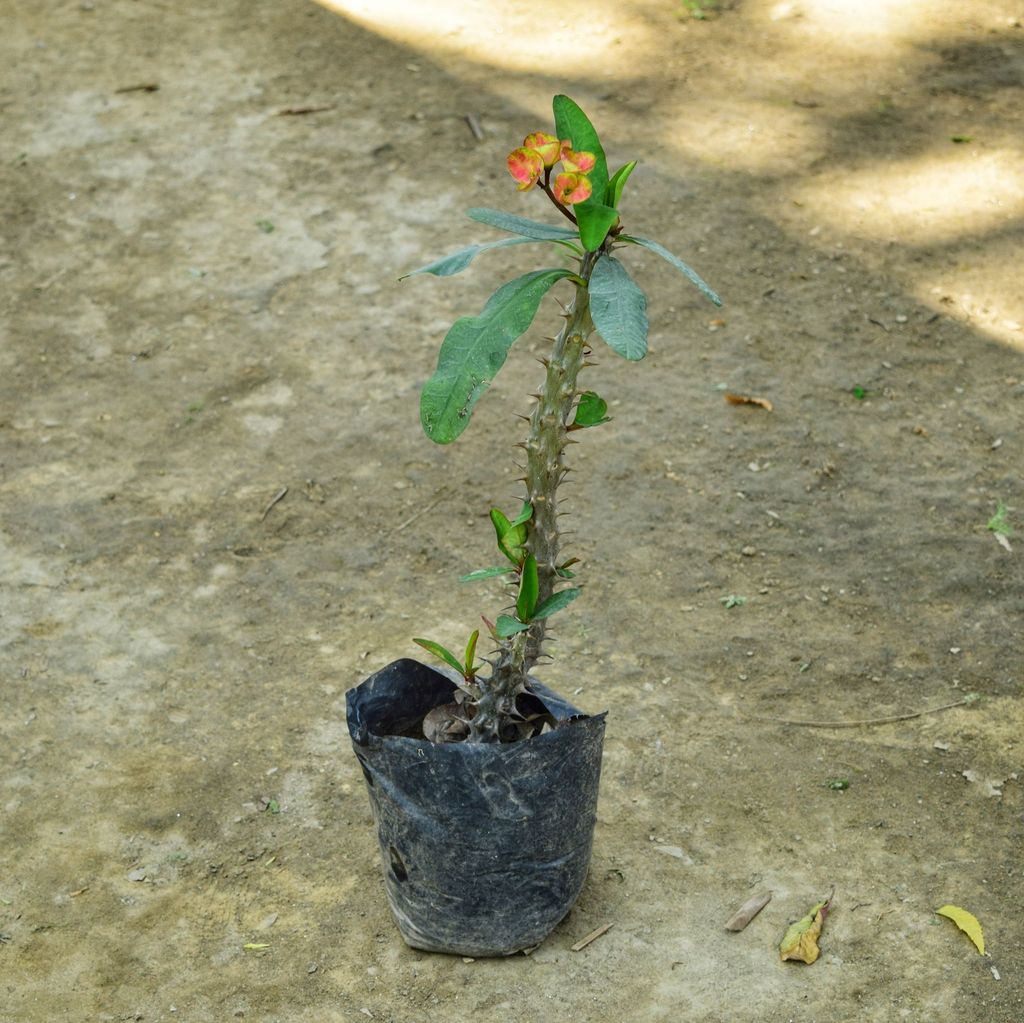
[460,566,514,583]
[495,614,530,638]
[553,96,615,251]
[556,557,580,579]
[589,255,648,360]
[466,208,580,241]
[491,508,527,564]
[413,638,465,675]
[508,501,534,528]
[553,95,609,203]
[464,630,479,675]
[577,202,620,252]
[420,269,575,444]
[620,235,722,306]
[516,554,539,621]
[490,507,512,537]
[532,587,581,620]
[400,237,540,279]
[605,161,637,209]
[572,390,611,428]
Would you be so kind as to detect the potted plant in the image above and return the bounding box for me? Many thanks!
[347,95,720,957]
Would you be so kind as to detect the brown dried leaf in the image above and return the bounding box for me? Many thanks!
[422,703,469,743]
[780,892,833,963]
[724,392,774,412]
[724,891,772,931]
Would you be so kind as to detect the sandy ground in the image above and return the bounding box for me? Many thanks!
[2,0,1023,1020]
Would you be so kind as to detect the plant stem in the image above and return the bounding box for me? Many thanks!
[474,252,598,740]
[522,252,597,664]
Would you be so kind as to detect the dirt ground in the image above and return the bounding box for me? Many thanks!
[2,0,1023,1019]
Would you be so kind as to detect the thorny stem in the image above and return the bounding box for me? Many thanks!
[470,249,599,741]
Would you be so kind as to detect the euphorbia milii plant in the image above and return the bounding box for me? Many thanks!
[403,95,720,743]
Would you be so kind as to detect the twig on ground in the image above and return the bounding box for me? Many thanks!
[388,492,449,536]
[571,922,612,952]
[34,267,67,291]
[277,104,336,116]
[464,113,485,141]
[752,697,971,729]
[725,892,772,931]
[260,486,288,521]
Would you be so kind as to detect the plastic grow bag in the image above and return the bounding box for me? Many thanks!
[347,658,606,956]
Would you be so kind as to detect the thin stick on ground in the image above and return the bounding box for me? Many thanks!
[571,922,613,952]
[388,492,449,536]
[260,486,288,521]
[751,697,972,729]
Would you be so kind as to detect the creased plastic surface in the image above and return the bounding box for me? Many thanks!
[347,658,606,956]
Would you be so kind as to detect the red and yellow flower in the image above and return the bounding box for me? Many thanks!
[506,131,596,205]
[551,172,592,205]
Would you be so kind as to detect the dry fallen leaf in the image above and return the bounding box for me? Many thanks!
[725,392,774,412]
[423,703,469,743]
[725,891,772,931]
[936,904,986,955]
[780,892,833,963]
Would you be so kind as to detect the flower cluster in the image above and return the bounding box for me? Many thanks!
[506,131,596,206]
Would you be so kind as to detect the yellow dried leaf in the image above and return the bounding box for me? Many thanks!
[780,895,832,964]
[243,942,271,951]
[936,905,985,955]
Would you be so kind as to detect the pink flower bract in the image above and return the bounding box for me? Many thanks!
[552,171,592,205]
[522,131,561,167]
[560,146,596,175]
[507,147,544,190]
